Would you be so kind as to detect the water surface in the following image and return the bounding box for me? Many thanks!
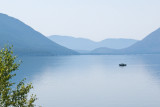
[17,55,160,107]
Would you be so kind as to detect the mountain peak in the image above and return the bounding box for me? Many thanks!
[0,13,78,55]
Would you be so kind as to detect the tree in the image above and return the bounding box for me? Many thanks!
[0,46,37,107]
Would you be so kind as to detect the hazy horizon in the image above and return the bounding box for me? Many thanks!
[0,0,160,41]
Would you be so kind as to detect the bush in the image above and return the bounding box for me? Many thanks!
[0,46,37,107]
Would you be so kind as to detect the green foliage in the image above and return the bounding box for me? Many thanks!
[0,46,37,107]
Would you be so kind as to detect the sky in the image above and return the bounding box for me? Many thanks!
[0,0,160,41]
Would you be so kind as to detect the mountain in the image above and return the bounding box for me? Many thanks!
[91,28,160,54]
[123,28,160,54]
[48,35,96,50]
[91,47,118,54]
[0,13,78,55]
[48,35,138,51]
[97,38,138,49]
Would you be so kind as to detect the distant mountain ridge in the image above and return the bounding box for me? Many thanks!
[1,13,158,55]
[91,28,160,54]
[48,35,138,51]
[49,35,95,50]
[0,13,78,55]
[91,47,118,54]
[124,28,160,54]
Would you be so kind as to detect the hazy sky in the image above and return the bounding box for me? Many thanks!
[0,0,160,41]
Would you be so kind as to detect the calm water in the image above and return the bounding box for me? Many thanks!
[17,55,160,107]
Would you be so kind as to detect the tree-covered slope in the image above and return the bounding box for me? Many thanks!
[0,13,78,55]
[124,28,160,54]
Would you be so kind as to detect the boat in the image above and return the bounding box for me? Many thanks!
[119,63,127,67]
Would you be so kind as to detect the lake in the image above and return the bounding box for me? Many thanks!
[17,55,160,107]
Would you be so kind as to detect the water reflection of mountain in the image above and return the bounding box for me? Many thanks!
[137,54,160,80]
[15,56,72,82]
[14,55,160,83]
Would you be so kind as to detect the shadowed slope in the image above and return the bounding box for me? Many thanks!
[0,13,78,55]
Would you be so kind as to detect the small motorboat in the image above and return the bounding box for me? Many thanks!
[119,63,127,67]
